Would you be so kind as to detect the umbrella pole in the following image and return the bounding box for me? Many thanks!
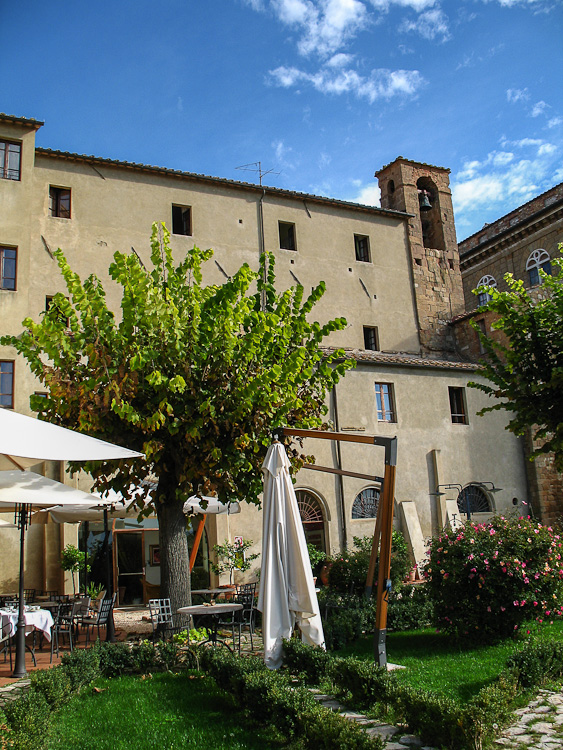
[374,462,397,668]
[83,520,89,595]
[189,517,206,573]
[103,508,115,642]
[13,504,28,678]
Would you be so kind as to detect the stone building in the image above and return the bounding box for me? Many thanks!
[455,181,563,525]
[0,114,529,599]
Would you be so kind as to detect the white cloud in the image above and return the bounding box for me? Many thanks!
[318,151,332,167]
[531,100,549,117]
[506,88,529,103]
[268,63,425,102]
[369,0,436,10]
[399,8,450,41]
[548,117,563,128]
[538,143,556,156]
[353,183,381,205]
[326,52,355,67]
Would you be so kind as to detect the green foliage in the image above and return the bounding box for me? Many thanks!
[317,590,367,650]
[60,544,89,596]
[1,223,353,609]
[199,647,383,749]
[29,668,73,709]
[470,249,563,470]
[282,638,332,683]
[2,690,51,750]
[328,532,410,596]
[386,585,434,632]
[307,542,326,570]
[210,538,259,584]
[425,516,563,641]
[86,581,105,599]
[507,638,563,688]
[173,627,209,645]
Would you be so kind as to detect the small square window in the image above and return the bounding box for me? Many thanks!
[0,247,17,290]
[363,326,379,351]
[449,386,468,424]
[279,221,296,251]
[172,205,192,236]
[354,234,370,262]
[49,186,71,218]
[0,140,21,181]
[375,383,396,423]
[0,361,14,408]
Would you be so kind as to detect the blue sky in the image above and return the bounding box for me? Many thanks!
[3,0,562,239]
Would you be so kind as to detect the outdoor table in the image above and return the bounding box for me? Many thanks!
[191,587,236,602]
[0,606,54,642]
[177,603,242,652]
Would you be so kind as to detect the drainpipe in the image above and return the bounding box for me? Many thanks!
[331,384,348,551]
[258,188,267,311]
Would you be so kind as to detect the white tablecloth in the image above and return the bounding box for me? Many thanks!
[0,608,54,642]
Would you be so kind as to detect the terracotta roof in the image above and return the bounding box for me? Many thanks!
[0,113,44,129]
[322,347,478,371]
[34,147,410,218]
[375,156,450,177]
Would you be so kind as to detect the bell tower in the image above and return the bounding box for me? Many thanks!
[376,158,465,355]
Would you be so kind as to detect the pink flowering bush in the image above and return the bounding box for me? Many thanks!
[425,516,563,641]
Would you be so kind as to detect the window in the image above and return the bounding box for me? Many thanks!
[476,274,496,306]
[457,484,492,515]
[0,247,17,290]
[449,386,468,424]
[0,361,14,408]
[352,487,380,519]
[0,140,21,180]
[296,489,326,552]
[354,234,371,262]
[363,326,379,351]
[49,186,71,218]
[526,249,551,286]
[279,221,296,251]
[172,204,192,236]
[375,383,396,422]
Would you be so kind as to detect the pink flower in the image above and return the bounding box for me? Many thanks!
[490,529,496,535]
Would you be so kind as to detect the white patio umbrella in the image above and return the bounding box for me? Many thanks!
[257,441,324,670]
[0,410,143,678]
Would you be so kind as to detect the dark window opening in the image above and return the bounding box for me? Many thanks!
[0,247,17,290]
[0,361,14,408]
[449,386,468,424]
[49,186,71,218]
[457,485,492,515]
[0,140,21,180]
[375,383,396,423]
[279,221,296,251]
[354,234,371,262]
[363,326,379,351]
[172,205,192,236]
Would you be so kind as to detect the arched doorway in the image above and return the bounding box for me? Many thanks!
[296,489,327,553]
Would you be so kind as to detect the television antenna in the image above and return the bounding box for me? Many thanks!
[235,161,280,186]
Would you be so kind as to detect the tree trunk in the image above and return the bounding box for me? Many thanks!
[157,497,191,617]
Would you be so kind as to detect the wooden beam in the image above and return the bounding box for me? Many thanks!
[279,427,385,446]
[303,463,383,483]
[374,462,396,668]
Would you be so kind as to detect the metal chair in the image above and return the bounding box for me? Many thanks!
[0,618,12,670]
[23,589,36,603]
[81,594,116,646]
[232,583,257,654]
[50,601,77,662]
[148,598,183,642]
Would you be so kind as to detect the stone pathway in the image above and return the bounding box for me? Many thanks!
[494,689,563,750]
[308,688,437,749]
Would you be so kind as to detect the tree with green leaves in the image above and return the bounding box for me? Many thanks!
[470,249,563,471]
[2,223,353,612]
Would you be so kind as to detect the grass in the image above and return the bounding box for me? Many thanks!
[46,671,277,750]
[336,620,563,702]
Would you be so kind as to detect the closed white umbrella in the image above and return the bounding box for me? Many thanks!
[257,441,324,670]
[183,496,241,516]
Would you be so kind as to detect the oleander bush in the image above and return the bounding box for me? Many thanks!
[425,516,563,641]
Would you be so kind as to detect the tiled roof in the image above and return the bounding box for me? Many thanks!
[35,147,410,218]
[322,347,478,371]
[0,113,44,128]
[375,156,450,176]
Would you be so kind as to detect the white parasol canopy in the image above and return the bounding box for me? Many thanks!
[257,441,324,670]
[0,409,143,469]
[0,470,105,509]
[183,496,241,515]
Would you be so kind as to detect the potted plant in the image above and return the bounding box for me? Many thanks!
[60,544,90,596]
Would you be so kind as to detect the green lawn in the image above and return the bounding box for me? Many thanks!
[46,671,277,750]
[336,621,563,702]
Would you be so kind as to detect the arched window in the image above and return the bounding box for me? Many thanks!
[457,484,492,516]
[416,177,445,252]
[352,487,380,519]
[476,274,497,306]
[296,489,326,552]
[526,249,551,286]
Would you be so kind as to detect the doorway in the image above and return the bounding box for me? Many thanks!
[115,531,144,605]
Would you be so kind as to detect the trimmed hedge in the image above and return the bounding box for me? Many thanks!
[282,638,523,750]
[198,647,384,750]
